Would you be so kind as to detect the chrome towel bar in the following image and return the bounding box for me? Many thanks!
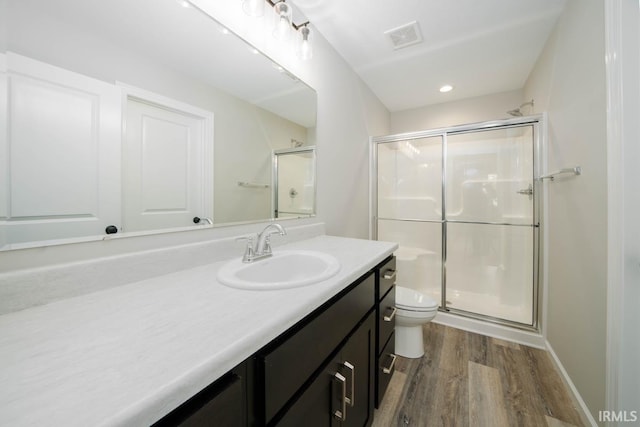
[238,181,270,188]
[538,166,582,181]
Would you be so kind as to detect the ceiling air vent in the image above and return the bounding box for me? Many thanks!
[384,21,423,50]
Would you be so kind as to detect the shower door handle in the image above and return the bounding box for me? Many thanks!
[516,184,533,200]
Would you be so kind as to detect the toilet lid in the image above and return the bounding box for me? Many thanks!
[395,286,439,311]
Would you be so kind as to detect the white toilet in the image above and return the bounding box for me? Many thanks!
[395,286,439,358]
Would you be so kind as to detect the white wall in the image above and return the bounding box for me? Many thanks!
[524,0,607,422]
[389,89,524,133]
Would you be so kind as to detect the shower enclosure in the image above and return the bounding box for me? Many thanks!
[273,146,316,219]
[371,117,542,329]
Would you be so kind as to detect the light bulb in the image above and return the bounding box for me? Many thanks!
[272,1,292,40]
[298,25,312,60]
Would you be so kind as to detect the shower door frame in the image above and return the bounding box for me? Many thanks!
[370,115,544,331]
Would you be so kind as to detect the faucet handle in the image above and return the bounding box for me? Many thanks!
[236,235,255,262]
[262,235,273,255]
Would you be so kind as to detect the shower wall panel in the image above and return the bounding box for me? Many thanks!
[377,137,442,221]
[446,127,533,225]
[446,222,534,324]
[378,219,442,299]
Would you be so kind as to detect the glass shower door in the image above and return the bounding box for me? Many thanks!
[445,126,536,324]
[376,136,443,301]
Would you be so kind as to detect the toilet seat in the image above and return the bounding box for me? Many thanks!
[395,286,439,312]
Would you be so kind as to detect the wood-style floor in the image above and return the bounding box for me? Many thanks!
[373,323,586,427]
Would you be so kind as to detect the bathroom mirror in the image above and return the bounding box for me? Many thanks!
[0,0,317,250]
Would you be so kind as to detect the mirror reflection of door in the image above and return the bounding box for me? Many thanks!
[273,147,315,219]
[122,87,213,232]
[1,53,122,249]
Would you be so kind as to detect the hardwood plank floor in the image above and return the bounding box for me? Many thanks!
[373,323,585,427]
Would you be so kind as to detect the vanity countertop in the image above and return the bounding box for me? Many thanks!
[0,235,397,426]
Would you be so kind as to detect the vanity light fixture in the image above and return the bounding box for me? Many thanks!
[439,84,453,93]
[241,0,314,60]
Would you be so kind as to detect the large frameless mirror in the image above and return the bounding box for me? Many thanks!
[0,0,317,250]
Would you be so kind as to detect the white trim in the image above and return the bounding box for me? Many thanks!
[604,0,624,419]
[546,340,598,426]
[433,312,545,349]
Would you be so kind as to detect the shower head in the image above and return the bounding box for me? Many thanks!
[507,99,534,117]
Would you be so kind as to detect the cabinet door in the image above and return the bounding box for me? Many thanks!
[153,366,246,427]
[338,313,375,427]
[276,313,375,427]
[275,354,341,427]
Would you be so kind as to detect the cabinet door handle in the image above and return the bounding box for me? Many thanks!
[333,372,347,421]
[383,269,396,280]
[383,307,397,322]
[342,361,355,407]
[382,354,397,375]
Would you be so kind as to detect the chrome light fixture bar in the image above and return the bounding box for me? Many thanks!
[241,0,313,59]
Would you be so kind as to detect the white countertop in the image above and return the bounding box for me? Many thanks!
[0,235,397,426]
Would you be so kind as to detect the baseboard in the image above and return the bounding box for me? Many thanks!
[432,311,546,349]
[546,340,598,427]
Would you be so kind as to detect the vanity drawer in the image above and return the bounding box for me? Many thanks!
[378,256,396,299]
[377,332,396,408]
[260,272,375,424]
[378,285,396,355]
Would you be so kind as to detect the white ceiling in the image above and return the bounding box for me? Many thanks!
[291,0,567,112]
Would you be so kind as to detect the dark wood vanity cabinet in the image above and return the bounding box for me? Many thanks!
[156,259,396,426]
[259,272,376,426]
[375,256,397,408]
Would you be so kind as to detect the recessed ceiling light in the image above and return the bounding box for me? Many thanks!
[176,0,191,8]
[439,85,453,93]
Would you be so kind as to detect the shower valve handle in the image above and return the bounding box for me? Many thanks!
[516,184,534,199]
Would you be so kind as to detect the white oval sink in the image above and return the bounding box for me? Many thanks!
[216,250,341,290]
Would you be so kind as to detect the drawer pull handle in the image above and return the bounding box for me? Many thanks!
[343,361,355,407]
[383,307,397,322]
[382,354,397,375]
[333,372,347,421]
[383,270,396,281]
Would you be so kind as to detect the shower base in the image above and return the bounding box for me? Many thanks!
[423,288,532,325]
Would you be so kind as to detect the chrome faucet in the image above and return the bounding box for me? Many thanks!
[238,223,287,263]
